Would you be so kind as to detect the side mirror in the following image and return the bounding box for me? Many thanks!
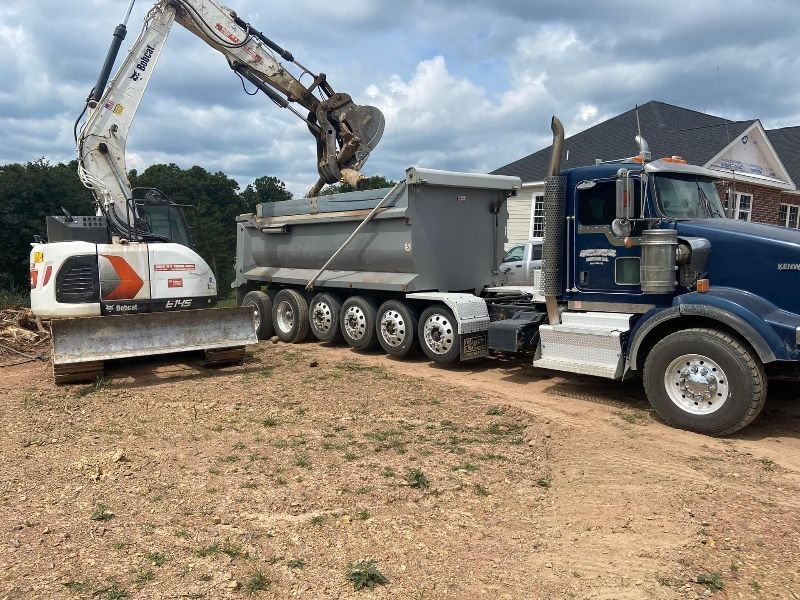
[616,170,635,220]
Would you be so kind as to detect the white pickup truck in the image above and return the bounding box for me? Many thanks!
[500,241,543,285]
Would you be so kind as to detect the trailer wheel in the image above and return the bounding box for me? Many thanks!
[241,291,274,341]
[272,289,310,343]
[643,328,767,436]
[376,300,418,358]
[418,305,461,365]
[340,296,378,350]
[309,293,343,342]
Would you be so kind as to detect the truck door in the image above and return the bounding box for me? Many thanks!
[573,178,643,295]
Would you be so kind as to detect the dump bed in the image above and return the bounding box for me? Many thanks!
[234,168,521,295]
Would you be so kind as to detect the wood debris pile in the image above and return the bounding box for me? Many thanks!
[0,308,50,365]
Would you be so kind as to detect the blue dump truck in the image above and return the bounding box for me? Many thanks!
[234,117,800,436]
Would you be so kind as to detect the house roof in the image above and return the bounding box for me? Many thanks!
[766,126,800,187]
[492,100,754,182]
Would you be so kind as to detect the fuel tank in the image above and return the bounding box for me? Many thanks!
[234,168,521,295]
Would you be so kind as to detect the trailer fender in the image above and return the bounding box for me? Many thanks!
[627,298,785,371]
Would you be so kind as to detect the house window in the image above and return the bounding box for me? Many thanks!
[733,192,753,221]
[530,194,545,239]
[779,203,800,228]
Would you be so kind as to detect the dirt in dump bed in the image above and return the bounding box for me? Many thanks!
[0,341,798,599]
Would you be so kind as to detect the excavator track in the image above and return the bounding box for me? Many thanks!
[53,361,105,385]
[203,346,246,368]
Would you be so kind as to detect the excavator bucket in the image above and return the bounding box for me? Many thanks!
[50,307,257,384]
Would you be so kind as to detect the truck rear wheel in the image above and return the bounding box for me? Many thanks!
[272,289,310,343]
[418,305,461,365]
[309,293,343,342]
[241,290,274,341]
[376,300,418,358]
[340,296,378,350]
[643,328,767,436]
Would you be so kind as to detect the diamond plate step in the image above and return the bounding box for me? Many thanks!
[559,311,633,330]
[531,356,620,379]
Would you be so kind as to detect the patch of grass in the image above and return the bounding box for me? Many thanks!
[90,503,115,522]
[79,376,113,397]
[613,410,649,425]
[759,458,777,471]
[175,529,189,538]
[729,562,738,573]
[96,581,128,600]
[336,361,388,379]
[405,468,429,490]
[344,451,358,461]
[245,571,271,593]
[536,477,552,489]
[258,369,273,379]
[357,508,370,520]
[146,551,167,566]
[750,580,761,591]
[381,467,396,478]
[64,580,89,593]
[135,570,154,585]
[0,285,28,309]
[295,454,311,468]
[476,452,508,462]
[219,455,240,464]
[240,481,258,489]
[356,486,371,495]
[346,559,389,591]
[473,483,489,497]
[310,515,326,526]
[233,442,246,450]
[262,417,278,427]
[275,477,288,486]
[287,558,305,569]
[697,572,724,592]
[196,542,246,559]
[452,461,478,473]
[267,555,283,565]
[485,406,505,416]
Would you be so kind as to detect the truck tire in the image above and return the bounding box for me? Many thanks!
[241,290,274,341]
[376,300,418,358]
[340,296,378,350]
[643,328,767,436]
[272,289,310,343]
[309,293,343,343]
[418,305,461,365]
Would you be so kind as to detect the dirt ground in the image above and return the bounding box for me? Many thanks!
[0,340,798,599]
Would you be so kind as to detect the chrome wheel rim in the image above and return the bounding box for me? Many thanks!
[664,354,729,415]
[276,300,294,333]
[380,309,407,348]
[344,305,367,340]
[247,301,261,330]
[423,313,455,355]
[311,300,333,334]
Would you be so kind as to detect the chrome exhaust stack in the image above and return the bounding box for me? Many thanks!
[541,116,566,325]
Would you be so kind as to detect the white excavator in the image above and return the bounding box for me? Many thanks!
[29,0,384,383]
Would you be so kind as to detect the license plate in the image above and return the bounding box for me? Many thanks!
[461,331,488,360]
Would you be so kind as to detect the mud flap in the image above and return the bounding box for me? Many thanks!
[51,307,257,369]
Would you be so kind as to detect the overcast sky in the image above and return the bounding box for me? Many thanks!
[2,0,799,196]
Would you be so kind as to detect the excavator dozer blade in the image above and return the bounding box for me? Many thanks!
[50,307,257,384]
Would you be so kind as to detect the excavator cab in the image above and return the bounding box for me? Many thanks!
[132,188,195,249]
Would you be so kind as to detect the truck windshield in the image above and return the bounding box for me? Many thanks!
[654,174,726,219]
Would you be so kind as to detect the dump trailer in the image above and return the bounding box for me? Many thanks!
[234,118,800,436]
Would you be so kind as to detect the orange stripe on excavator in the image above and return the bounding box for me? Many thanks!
[101,255,145,300]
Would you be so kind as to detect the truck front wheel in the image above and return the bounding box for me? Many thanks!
[272,289,310,343]
[643,328,767,436]
[418,305,461,365]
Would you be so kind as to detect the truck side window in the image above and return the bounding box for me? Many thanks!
[578,180,642,225]
[503,246,525,262]
[531,244,543,260]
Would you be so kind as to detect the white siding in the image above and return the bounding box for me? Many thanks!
[506,187,534,248]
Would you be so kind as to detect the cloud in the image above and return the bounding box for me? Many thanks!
[0,0,799,197]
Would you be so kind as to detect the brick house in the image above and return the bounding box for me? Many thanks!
[493,101,800,247]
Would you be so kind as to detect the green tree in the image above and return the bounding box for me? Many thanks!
[319,175,397,196]
[0,158,94,290]
[240,175,292,206]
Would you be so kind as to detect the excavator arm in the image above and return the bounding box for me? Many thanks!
[78,0,384,236]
